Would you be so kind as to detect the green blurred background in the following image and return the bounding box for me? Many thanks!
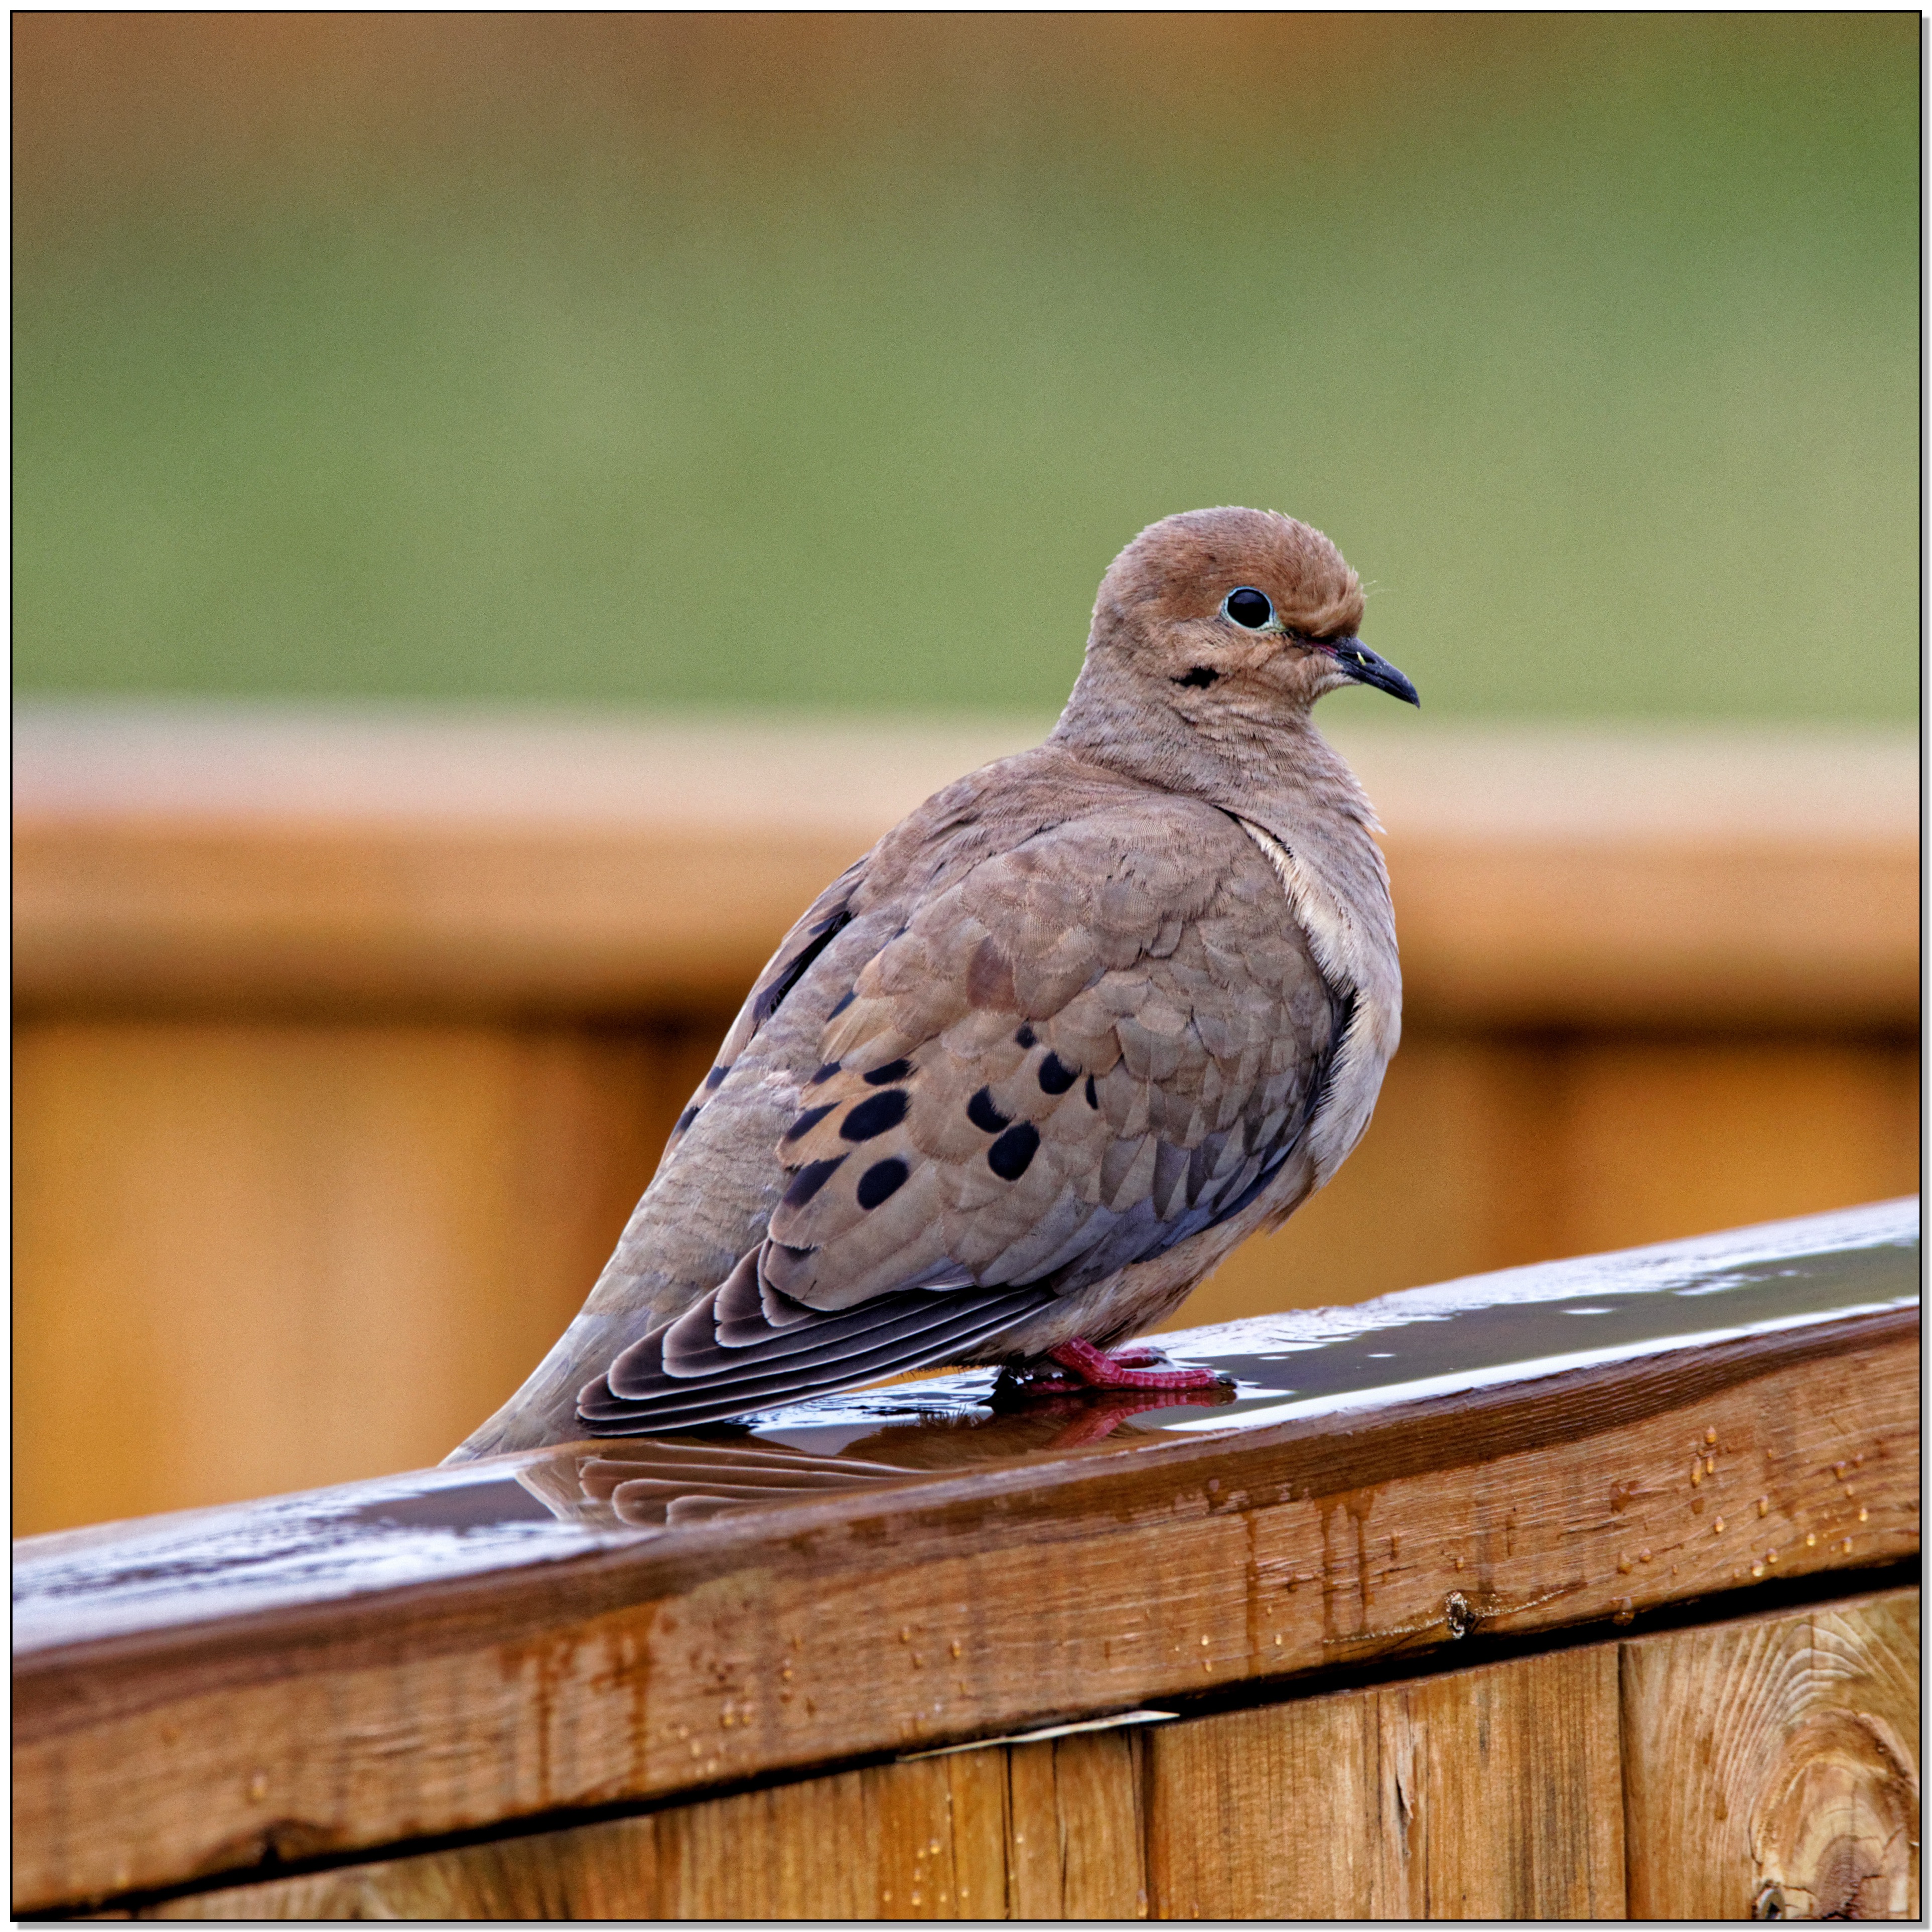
[14,14,1918,721]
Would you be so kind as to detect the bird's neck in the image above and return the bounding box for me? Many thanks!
[1048,666,1376,848]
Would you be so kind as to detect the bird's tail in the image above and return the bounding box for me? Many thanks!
[442,1308,637,1463]
[576,1248,1052,1435]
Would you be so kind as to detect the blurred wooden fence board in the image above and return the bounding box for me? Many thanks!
[12,712,1919,1533]
[14,712,1916,1023]
[14,1210,1918,1913]
[12,1017,712,1526]
[100,1590,1917,1920]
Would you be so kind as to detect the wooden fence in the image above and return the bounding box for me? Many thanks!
[13,1199,1919,1918]
[13,710,1918,1533]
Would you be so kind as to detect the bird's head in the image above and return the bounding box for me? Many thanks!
[1081,506,1418,724]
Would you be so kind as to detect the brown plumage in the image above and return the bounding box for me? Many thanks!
[449,506,1418,1455]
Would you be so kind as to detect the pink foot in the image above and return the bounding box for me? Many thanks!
[1039,1336,1228,1393]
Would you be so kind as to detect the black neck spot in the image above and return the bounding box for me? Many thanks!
[1172,666,1219,689]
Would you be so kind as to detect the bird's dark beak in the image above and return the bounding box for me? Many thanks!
[1320,637,1420,707]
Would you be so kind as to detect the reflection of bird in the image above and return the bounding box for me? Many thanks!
[519,1439,922,1533]
[452,507,1416,1454]
[514,1382,1241,1531]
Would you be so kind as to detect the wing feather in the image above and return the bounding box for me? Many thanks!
[580,1278,1052,1433]
[575,795,1344,1434]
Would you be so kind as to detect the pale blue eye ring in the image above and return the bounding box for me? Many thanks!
[1221,587,1274,629]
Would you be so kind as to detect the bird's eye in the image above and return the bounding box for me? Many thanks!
[1222,587,1274,629]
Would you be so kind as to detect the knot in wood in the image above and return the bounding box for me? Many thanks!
[1748,1709,1919,1919]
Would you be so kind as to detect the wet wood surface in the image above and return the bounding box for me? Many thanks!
[15,1206,1918,1915]
[106,1589,1915,1921]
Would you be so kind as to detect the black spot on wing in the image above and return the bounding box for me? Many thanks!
[988,1121,1040,1180]
[1084,1073,1098,1109]
[967,1087,1011,1134]
[751,909,854,1028]
[1015,1024,1037,1049]
[856,1158,910,1209]
[809,1061,843,1085]
[704,1065,729,1091]
[1037,1052,1077,1095]
[674,1103,702,1135]
[863,1058,914,1086]
[841,1089,910,1141]
[782,1157,845,1208]
[782,1102,836,1145]
[827,988,856,1019]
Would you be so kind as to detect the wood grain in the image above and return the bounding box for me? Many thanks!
[119,1818,666,1920]
[121,1590,1915,1922]
[1623,1590,1920,1918]
[1004,1729,1147,1918]
[1144,1644,1624,1918]
[17,1309,1916,1914]
[121,1733,1122,1920]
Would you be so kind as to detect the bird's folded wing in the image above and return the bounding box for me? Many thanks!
[653,855,870,1172]
[578,799,1347,1432]
[579,1249,1053,1431]
[761,802,1345,1307]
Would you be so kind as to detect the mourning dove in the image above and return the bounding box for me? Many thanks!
[450,506,1417,1456]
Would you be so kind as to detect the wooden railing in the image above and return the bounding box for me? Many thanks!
[12,710,1919,1534]
[14,1199,1919,1919]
